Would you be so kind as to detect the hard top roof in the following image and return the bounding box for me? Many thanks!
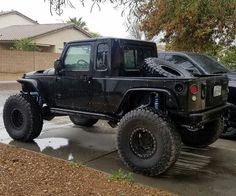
[67,37,155,45]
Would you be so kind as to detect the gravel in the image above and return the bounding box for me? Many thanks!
[0,143,174,196]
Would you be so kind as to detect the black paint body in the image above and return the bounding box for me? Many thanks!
[159,51,235,126]
[18,38,229,127]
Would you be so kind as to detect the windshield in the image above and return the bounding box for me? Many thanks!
[187,53,229,74]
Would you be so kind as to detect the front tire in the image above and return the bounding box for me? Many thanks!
[117,108,181,176]
[3,94,43,142]
[181,118,223,148]
[69,115,98,127]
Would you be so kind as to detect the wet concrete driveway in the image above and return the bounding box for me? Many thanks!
[1,90,236,196]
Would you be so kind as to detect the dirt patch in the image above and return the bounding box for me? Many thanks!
[0,143,174,196]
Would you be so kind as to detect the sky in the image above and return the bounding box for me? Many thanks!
[1,0,129,37]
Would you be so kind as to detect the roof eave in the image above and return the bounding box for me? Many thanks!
[31,24,92,40]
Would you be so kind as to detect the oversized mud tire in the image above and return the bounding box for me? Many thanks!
[220,127,236,139]
[220,109,236,139]
[117,108,181,176]
[69,115,98,127]
[181,118,223,148]
[3,94,43,142]
[143,58,192,78]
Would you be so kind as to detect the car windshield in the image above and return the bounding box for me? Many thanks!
[187,53,229,74]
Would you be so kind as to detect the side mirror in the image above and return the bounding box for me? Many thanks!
[54,59,62,71]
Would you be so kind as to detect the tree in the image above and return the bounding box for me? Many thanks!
[219,47,236,70]
[12,39,39,51]
[139,0,236,52]
[90,32,102,38]
[45,0,145,17]
[67,17,89,31]
[45,0,236,54]
[125,20,144,40]
[67,17,102,37]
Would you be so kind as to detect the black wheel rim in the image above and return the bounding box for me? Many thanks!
[11,109,24,129]
[129,128,157,159]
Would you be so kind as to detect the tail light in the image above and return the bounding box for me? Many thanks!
[190,84,199,94]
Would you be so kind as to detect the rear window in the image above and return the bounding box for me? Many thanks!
[188,53,229,74]
[124,46,155,70]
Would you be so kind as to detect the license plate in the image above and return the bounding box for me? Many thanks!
[213,85,222,97]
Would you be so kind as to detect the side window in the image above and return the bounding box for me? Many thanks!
[64,45,91,71]
[143,49,154,59]
[124,49,138,69]
[96,43,109,70]
[124,47,155,70]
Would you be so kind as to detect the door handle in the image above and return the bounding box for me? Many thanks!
[81,75,92,83]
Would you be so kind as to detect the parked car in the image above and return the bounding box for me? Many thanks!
[159,51,236,138]
[3,38,229,176]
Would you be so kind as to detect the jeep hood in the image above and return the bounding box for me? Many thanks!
[24,68,55,78]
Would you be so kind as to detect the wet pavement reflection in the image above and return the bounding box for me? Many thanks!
[1,90,236,196]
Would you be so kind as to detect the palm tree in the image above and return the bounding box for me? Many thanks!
[67,17,88,31]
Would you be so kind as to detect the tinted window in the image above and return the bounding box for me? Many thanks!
[158,53,165,59]
[64,45,91,71]
[124,47,155,70]
[96,43,109,70]
[165,55,195,70]
[187,53,228,74]
[124,48,139,69]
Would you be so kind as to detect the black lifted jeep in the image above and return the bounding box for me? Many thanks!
[3,38,229,176]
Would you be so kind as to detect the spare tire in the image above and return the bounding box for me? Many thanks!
[143,58,193,78]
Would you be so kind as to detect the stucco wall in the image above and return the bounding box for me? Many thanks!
[0,14,35,28]
[34,28,90,53]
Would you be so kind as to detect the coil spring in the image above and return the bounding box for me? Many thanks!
[154,94,159,109]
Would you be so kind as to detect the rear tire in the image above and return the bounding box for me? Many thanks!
[181,118,223,148]
[69,115,98,127]
[220,127,236,139]
[117,108,181,176]
[3,94,43,142]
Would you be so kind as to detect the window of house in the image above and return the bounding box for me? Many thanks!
[64,45,91,71]
[96,43,109,70]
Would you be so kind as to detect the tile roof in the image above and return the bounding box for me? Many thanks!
[0,23,91,41]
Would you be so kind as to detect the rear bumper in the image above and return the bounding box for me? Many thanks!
[171,104,230,126]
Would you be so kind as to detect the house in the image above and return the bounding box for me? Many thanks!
[0,11,92,53]
[0,10,38,28]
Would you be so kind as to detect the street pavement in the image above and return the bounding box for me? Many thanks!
[0,89,236,196]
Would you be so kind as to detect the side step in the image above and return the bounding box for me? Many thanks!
[50,107,118,121]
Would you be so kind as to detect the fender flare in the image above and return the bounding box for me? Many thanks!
[17,78,40,93]
[115,88,179,115]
